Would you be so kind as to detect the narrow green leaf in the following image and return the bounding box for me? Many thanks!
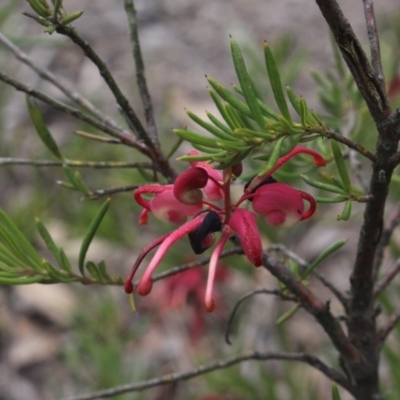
[230,37,265,128]
[301,175,347,194]
[258,136,285,177]
[63,165,91,196]
[208,88,236,130]
[233,128,274,140]
[41,260,72,282]
[0,241,26,268]
[286,85,301,116]
[264,42,291,122]
[299,97,308,127]
[36,218,63,267]
[166,137,183,159]
[53,0,62,17]
[206,112,235,136]
[207,77,252,118]
[185,109,235,141]
[173,129,220,148]
[310,110,325,127]
[212,148,252,170]
[61,11,83,25]
[0,276,44,285]
[315,195,348,203]
[331,383,342,400]
[26,95,63,159]
[302,239,347,279]
[78,198,111,275]
[177,153,220,162]
[233,85,280,121]
[331,140,351,192]
[276,304,301,325]
[0,208,42,267]
[191,143,222,154]
[58,248,73,273]
[277,115,300,135]
[56,180,79,191]
[86,261,103,282]
[337,200,352,221]
[224,103,245,129]
[98,260,112,282]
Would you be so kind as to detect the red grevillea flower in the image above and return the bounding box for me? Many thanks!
[125,146,326,312]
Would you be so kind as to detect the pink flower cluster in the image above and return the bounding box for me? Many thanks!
[125,147,325,312]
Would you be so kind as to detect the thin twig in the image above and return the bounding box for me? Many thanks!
[262,252,359,361]
[0,32,128,138]
[373,203,400,277]
[363,0,386,94]
[373,258,400,298]
[0,158,153,169]
[0,70,149,154]
[315,127,376,163]
[225,288,296,345]
[268,244,348,309]
[378,308,400,345]
[315,0,391,125]
[54,24,176,181]
[86,185,140,199]
[60,350,354,400]
[54,25,148,142]
[124,0,159,145]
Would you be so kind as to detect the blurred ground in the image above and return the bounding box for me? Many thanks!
[0,1,400,400]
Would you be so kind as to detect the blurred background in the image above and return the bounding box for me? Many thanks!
[0,1,400,399]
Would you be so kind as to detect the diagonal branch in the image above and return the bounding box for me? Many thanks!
[0,70,149,154]
[373,258,400,298]
[0,158,153,169]
[363,0,386,94]
[378,308,400,346]
[0,32,126,137]
[262,252,359,362]
[60,350,354,400]
[54,23,176,182]
[124,0,159,146]
[315,0,391,125]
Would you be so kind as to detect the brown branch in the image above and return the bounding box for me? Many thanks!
[124,0,159,145]
[225,288,296,345]
[0,158,153,169]
[0,70,149,154]
[0,32,127,137]
[267,244,348,310]
[373,258,400,298]
[261,253,358,361]
[315,0,391,125]
[378,309,400,346]
[54,24,176,182]
[363,0,386,94]
[60,350,354,400]
[373,203,400,277]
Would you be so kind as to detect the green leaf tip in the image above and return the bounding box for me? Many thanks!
[26,95,63,159]
[78,198,111,276]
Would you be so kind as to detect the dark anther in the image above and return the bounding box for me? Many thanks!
[189,211,222,254]
[244,175,278,198]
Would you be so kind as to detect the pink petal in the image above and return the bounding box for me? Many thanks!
[173,167,208,205]
[136,214,207,296]
[151,190,203,224]
[228,209,263,267]
[204,226,232,312]
[124,232,171,293]
[252,183,305,228]
[188,151,224,201]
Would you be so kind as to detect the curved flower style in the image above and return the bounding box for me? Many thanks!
[125,147,326,312]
